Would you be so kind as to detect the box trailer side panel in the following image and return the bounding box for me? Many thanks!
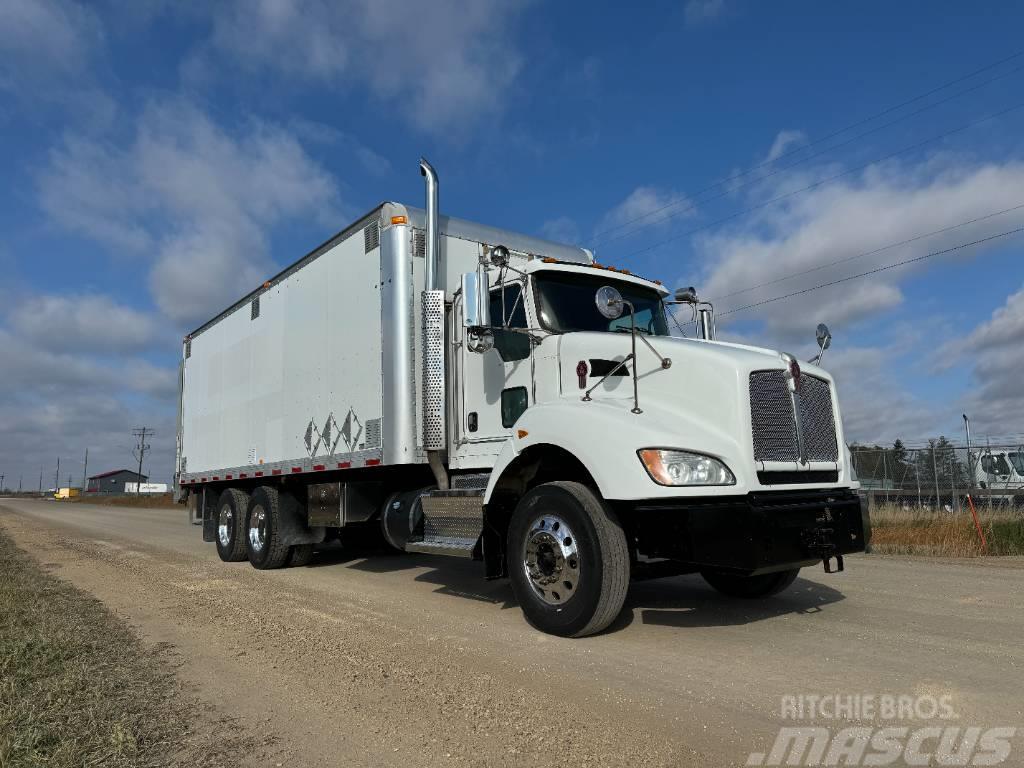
[181,222,383,476]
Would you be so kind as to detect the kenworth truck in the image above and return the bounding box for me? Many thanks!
[176,159,868,637]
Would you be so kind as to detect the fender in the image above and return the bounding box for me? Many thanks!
[484,397,749,504]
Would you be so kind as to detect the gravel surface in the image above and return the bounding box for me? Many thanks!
[2,498,1022,766]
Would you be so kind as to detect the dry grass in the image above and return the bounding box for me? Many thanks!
[869,502,1024,557]
[67,494,178,510]
[0,528,248,767]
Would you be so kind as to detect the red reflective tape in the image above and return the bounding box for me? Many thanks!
[201,478,207,482]
[239,473,248,479]
[337,462,351,469]
[365,459,381,466]
[212,476,219,481]
[313,464,325,471]
[225,474,233,480]
[291,467,302,473]
[254,471,264,477]
[271,469,282,476]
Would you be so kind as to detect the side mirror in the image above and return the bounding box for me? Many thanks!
[461,268,491,329]
[674,286,698,304]
[595,285,624,320]
[816,323,832,351]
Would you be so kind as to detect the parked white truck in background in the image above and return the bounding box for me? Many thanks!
[176,159,869,637]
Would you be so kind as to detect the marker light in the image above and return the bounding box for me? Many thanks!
[638,449,736,486]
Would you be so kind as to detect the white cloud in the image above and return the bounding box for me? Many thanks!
[7,293,156,355]
[598,186,693,239]
[940,284,1024,434]
[765,129,806,163]
[0,0,103,79]
[38,98,342,326]
[684,0,726,26]
[541,216,581,245]
[699,159,1024,342]
[203,0,528,135]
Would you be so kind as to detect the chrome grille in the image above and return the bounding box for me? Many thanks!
[749,371,838,462]
[797,374,839,461]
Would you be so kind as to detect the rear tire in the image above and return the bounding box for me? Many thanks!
[246,487,291,570]
[288,544,314,567]
[215,489,249,562]
[701,568,800,598]
[508,481,629,637]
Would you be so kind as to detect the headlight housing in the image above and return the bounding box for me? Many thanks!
[638,449,736,486]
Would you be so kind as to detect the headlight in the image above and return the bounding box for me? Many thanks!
[638,449,736,486]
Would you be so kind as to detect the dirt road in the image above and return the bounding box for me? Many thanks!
[2,498,1022,766]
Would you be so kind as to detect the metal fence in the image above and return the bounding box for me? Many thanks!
[850,441,1024,512]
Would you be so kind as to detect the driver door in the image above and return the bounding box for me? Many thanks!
[454,280,534,466]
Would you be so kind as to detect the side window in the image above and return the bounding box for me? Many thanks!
[489,283,531,362]
[501,387,529,428]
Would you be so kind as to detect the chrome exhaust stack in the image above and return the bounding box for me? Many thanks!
[419,158,448,489]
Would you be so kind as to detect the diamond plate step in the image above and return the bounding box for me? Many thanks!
[404,491,484,559]
[405,537,478,558]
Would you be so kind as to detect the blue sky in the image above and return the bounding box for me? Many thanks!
[2,0,1023,486]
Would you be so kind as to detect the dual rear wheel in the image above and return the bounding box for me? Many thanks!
[214,487,313,569]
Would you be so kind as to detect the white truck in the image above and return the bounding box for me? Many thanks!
[176,159,868,637]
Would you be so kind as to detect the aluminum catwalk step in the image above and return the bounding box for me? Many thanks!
[405,490,484,559]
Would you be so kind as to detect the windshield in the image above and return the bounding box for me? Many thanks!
[534,272,669,335]
[980,453,1012,476]
[1009,452,1024,475]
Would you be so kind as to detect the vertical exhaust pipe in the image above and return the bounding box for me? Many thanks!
[420,159,440,292]
[419,158,448,489]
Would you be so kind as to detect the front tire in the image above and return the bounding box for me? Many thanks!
[246,487,292,570]
[701,568,800,598]
[215,489,249,562]
[508,481,629,637]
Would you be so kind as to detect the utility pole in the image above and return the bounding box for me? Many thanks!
[55,457,60,493]
[18,474,23,493]
[132,427,153,495]
[0,474,5,493]
[38,470,43,493]
[82,448,89,491]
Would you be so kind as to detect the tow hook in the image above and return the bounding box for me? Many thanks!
[822,555,844,574]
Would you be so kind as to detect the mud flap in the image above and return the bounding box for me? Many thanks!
[277,490,326,546]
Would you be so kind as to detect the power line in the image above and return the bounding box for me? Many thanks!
[617,100,1024,261]
[591,49,1024,243]
[719,225,1024,317]
[710,202,1024,302]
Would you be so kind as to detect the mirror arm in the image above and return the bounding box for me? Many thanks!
[581,354,635,403]
[636,333,672,369]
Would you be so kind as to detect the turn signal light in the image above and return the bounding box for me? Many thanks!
[391,215,408,225]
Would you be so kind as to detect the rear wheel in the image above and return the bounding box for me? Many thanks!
[701,568,800,598]
[508,481,629,637]
[215,489,249,562]
[288,544,314,567]
[246,487,292,570]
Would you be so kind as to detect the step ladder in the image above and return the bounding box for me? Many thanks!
[405,488,485,558]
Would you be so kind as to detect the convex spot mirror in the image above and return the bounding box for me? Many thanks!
[816,323,832,350]
[595,285,624,320]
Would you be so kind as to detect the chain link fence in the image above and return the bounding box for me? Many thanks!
[850,441,1024,512]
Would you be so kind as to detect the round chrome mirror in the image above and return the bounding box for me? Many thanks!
[816,323,832,350]
[490,244,510,267]
[595,285,624,320]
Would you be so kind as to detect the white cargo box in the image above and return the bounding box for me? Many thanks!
[177,203,591,486]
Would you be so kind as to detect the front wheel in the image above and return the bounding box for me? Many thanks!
[508,481,630,638]
[701,568,800,598]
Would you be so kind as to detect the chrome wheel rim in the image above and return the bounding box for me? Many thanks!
[217,505,233,547]
[522,514,580,605]
[248,505,268,554]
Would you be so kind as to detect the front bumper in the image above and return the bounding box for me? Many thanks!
[623,488,869,575]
